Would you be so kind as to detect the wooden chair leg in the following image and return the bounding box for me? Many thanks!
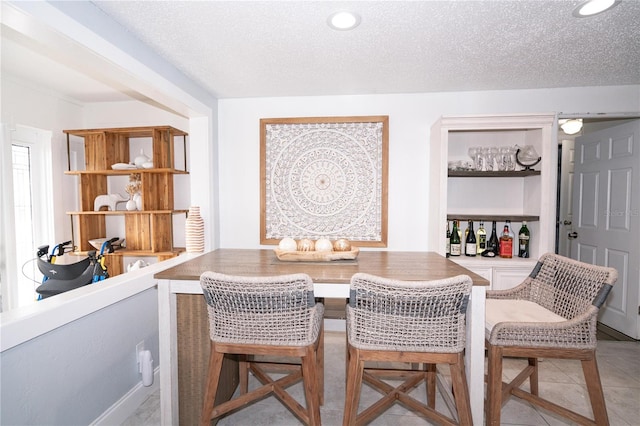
[343,345,364,426]
[425,363,437,408]
[318,325,324,406]
[486,344,503,426]
[200,343,225,426]
[528,357,538,395]
[450,353,473,426]
[301,346,321,426]
[345,331,350,385]
[582,353,609,425]
[239,354,249,394]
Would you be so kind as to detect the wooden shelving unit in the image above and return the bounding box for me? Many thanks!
[64,126,189,277]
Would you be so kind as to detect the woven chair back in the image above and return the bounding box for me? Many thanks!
[527,253,618,320]
[347,273,472,353]
[200,272,321,346]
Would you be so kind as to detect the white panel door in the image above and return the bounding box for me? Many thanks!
[572,120,640,339]
[558,139,575,257]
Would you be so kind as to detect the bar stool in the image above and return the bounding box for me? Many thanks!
[485,253,618,425]
[199,272,324,426]
[343,272,473,425]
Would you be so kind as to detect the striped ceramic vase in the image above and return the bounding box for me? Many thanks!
[185,206,204,253]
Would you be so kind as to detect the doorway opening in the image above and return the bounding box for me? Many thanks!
[555,113,640,340]
[556,113,638,257]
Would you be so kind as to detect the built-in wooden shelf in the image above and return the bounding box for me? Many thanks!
[448,170,541,177]
[447,214,539,222]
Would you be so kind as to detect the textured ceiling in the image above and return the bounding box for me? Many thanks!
[2,1,639,103]
[89,0,640,99]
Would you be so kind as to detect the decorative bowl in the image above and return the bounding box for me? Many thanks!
[273,247,359,262]
[88,238,124,251]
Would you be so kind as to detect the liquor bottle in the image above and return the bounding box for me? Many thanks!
[507,220,515,248]
[450,220,461,256]
[518,221,530,258]
[463,225,469,255]
[499,221,513,258]
[465,220,477,256]
[477,221,487,255]
[483,221,499,257]
[446,221,451,258]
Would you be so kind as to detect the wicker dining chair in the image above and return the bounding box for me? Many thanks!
[343,272,474,426]
[199,272,324,426]
[485,253,618,426]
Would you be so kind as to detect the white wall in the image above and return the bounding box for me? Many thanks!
[2,76,86,242]
[1,287,159,425]
[217,85,640,250]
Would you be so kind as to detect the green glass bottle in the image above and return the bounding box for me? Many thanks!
[465,220,477,257]
[450,220,461,256]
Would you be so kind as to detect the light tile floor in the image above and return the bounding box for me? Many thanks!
[123,331,640,425]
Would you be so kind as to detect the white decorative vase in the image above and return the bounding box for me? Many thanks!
[134,193,142,211]
[185,206,204,253]
[126,198,137,211]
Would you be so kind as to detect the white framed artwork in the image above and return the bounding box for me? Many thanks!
[260,116,388,247]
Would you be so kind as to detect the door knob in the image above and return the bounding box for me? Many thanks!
[563,220,572,225]
[568,232,578,239]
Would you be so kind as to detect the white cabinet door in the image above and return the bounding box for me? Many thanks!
[492,267,531,291]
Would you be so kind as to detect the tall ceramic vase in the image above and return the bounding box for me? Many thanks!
[185,206,204,253]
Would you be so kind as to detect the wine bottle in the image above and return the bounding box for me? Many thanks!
[477,221,487,255]
[518,221,530,258]
[463,225,469,255]
[446,221,451,258]
[450,220,461,256]
[499,221,513,258]
[483,221,499,257]
[465,220,477,256]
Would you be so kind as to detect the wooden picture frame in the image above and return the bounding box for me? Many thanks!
[260,116,388,247]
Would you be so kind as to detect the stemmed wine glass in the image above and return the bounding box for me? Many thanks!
[483,147,497,171]
[468,146,483,171]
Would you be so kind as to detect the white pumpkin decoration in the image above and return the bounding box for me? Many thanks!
[278,237,297,251]
[315,238,333,252]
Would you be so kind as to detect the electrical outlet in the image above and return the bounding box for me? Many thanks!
[136,340,145,367]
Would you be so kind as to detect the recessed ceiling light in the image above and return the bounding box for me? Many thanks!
[328,11,361,31]
[573,0,620,17]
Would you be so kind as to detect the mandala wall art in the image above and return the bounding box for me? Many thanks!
[260,116,388,246]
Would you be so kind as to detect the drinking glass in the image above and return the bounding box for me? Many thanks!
[506,146,517,171]
[483,147,496,171]
[497,147,509,171]
[468,146,483,171]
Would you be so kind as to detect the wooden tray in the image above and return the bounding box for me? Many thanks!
[274,247,359,262]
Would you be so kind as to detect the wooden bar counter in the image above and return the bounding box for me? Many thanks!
[155,249,489,425]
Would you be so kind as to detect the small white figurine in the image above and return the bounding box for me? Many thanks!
[94,193,129,211]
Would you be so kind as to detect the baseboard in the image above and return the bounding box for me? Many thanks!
[91,367,160,425]
[597,322,638,341]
